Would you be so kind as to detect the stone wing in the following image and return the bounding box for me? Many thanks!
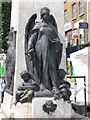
[49,15,58,34]
[25,13,37,66]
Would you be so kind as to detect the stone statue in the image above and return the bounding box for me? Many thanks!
[25,7,63,92]
[15,70,40,104]
[5,27,16,95]
[24,7,71,101]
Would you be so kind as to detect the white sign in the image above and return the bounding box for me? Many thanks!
[73,35,78,39]
[74,22,79,29]
[72,30,78,39]
[79,29,84,35]
[74,19,83,29]
[65,22,72,32]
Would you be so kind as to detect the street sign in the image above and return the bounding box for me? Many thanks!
[73,34,78,39]
[79,22,88,29]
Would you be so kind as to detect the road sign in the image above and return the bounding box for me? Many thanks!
[73,34,78,39]
[79,22,88,29]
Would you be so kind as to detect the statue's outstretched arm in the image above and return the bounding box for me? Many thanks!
[25,31,38,54]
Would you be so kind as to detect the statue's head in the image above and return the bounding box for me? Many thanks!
[20,70,31,82]
[10,27,14,31]
[57,69,67,80]
[40,7,50,21]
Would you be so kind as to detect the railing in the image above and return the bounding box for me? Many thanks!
[67,76,87,116]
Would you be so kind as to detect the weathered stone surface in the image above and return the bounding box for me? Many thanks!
[32,97,74,118]
[1,92,14,118]
[14,103,32,118]
[5,29,16,95]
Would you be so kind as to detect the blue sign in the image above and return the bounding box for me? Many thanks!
[79,22,88,29]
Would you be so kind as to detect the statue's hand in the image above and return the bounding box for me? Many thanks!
[40,84,45,91]
[59,84,71,101]
[54,84,71,101]
[25,49,35,60]
[25,49,28,55]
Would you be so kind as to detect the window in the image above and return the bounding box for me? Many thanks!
[73,39,77,46]
[70,39,73,46]
[72,4,76,19]
[64,10,67,23]
[65,33,68,48]
[80,0,84,15]
[79,29,84,44]
[68,32,72,47]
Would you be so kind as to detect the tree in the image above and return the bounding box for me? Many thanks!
[1,1,11,52]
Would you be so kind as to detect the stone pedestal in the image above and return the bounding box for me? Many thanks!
[32,97,74,118]
[1,92,14,118]
[14,103,32,118]
[10,97,74,118]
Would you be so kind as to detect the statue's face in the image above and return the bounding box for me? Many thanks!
[21,74,29,82]
[42,9,50,21]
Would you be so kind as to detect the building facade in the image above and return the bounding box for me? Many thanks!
[64,0,88,51]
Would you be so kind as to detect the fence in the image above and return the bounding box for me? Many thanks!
[67,76,87,116]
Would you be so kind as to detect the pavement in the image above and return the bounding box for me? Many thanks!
[0,103,7,120]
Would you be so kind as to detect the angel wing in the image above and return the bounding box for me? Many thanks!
[25,13,37,41]
[25,13,37,67]
[49,15,58,34]
[49,15,63,69]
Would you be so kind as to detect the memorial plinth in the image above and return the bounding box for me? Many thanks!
[13,98,74,118]
[1,0,74,118]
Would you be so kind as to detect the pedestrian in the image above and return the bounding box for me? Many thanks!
[1,78,5,103]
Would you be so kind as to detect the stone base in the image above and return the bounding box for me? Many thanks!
[1,92,14,118]
[32,97,74,118]
[14,102,32,118]
[9,97,74,118]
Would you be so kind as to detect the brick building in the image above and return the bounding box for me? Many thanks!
[64,0,88,54]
